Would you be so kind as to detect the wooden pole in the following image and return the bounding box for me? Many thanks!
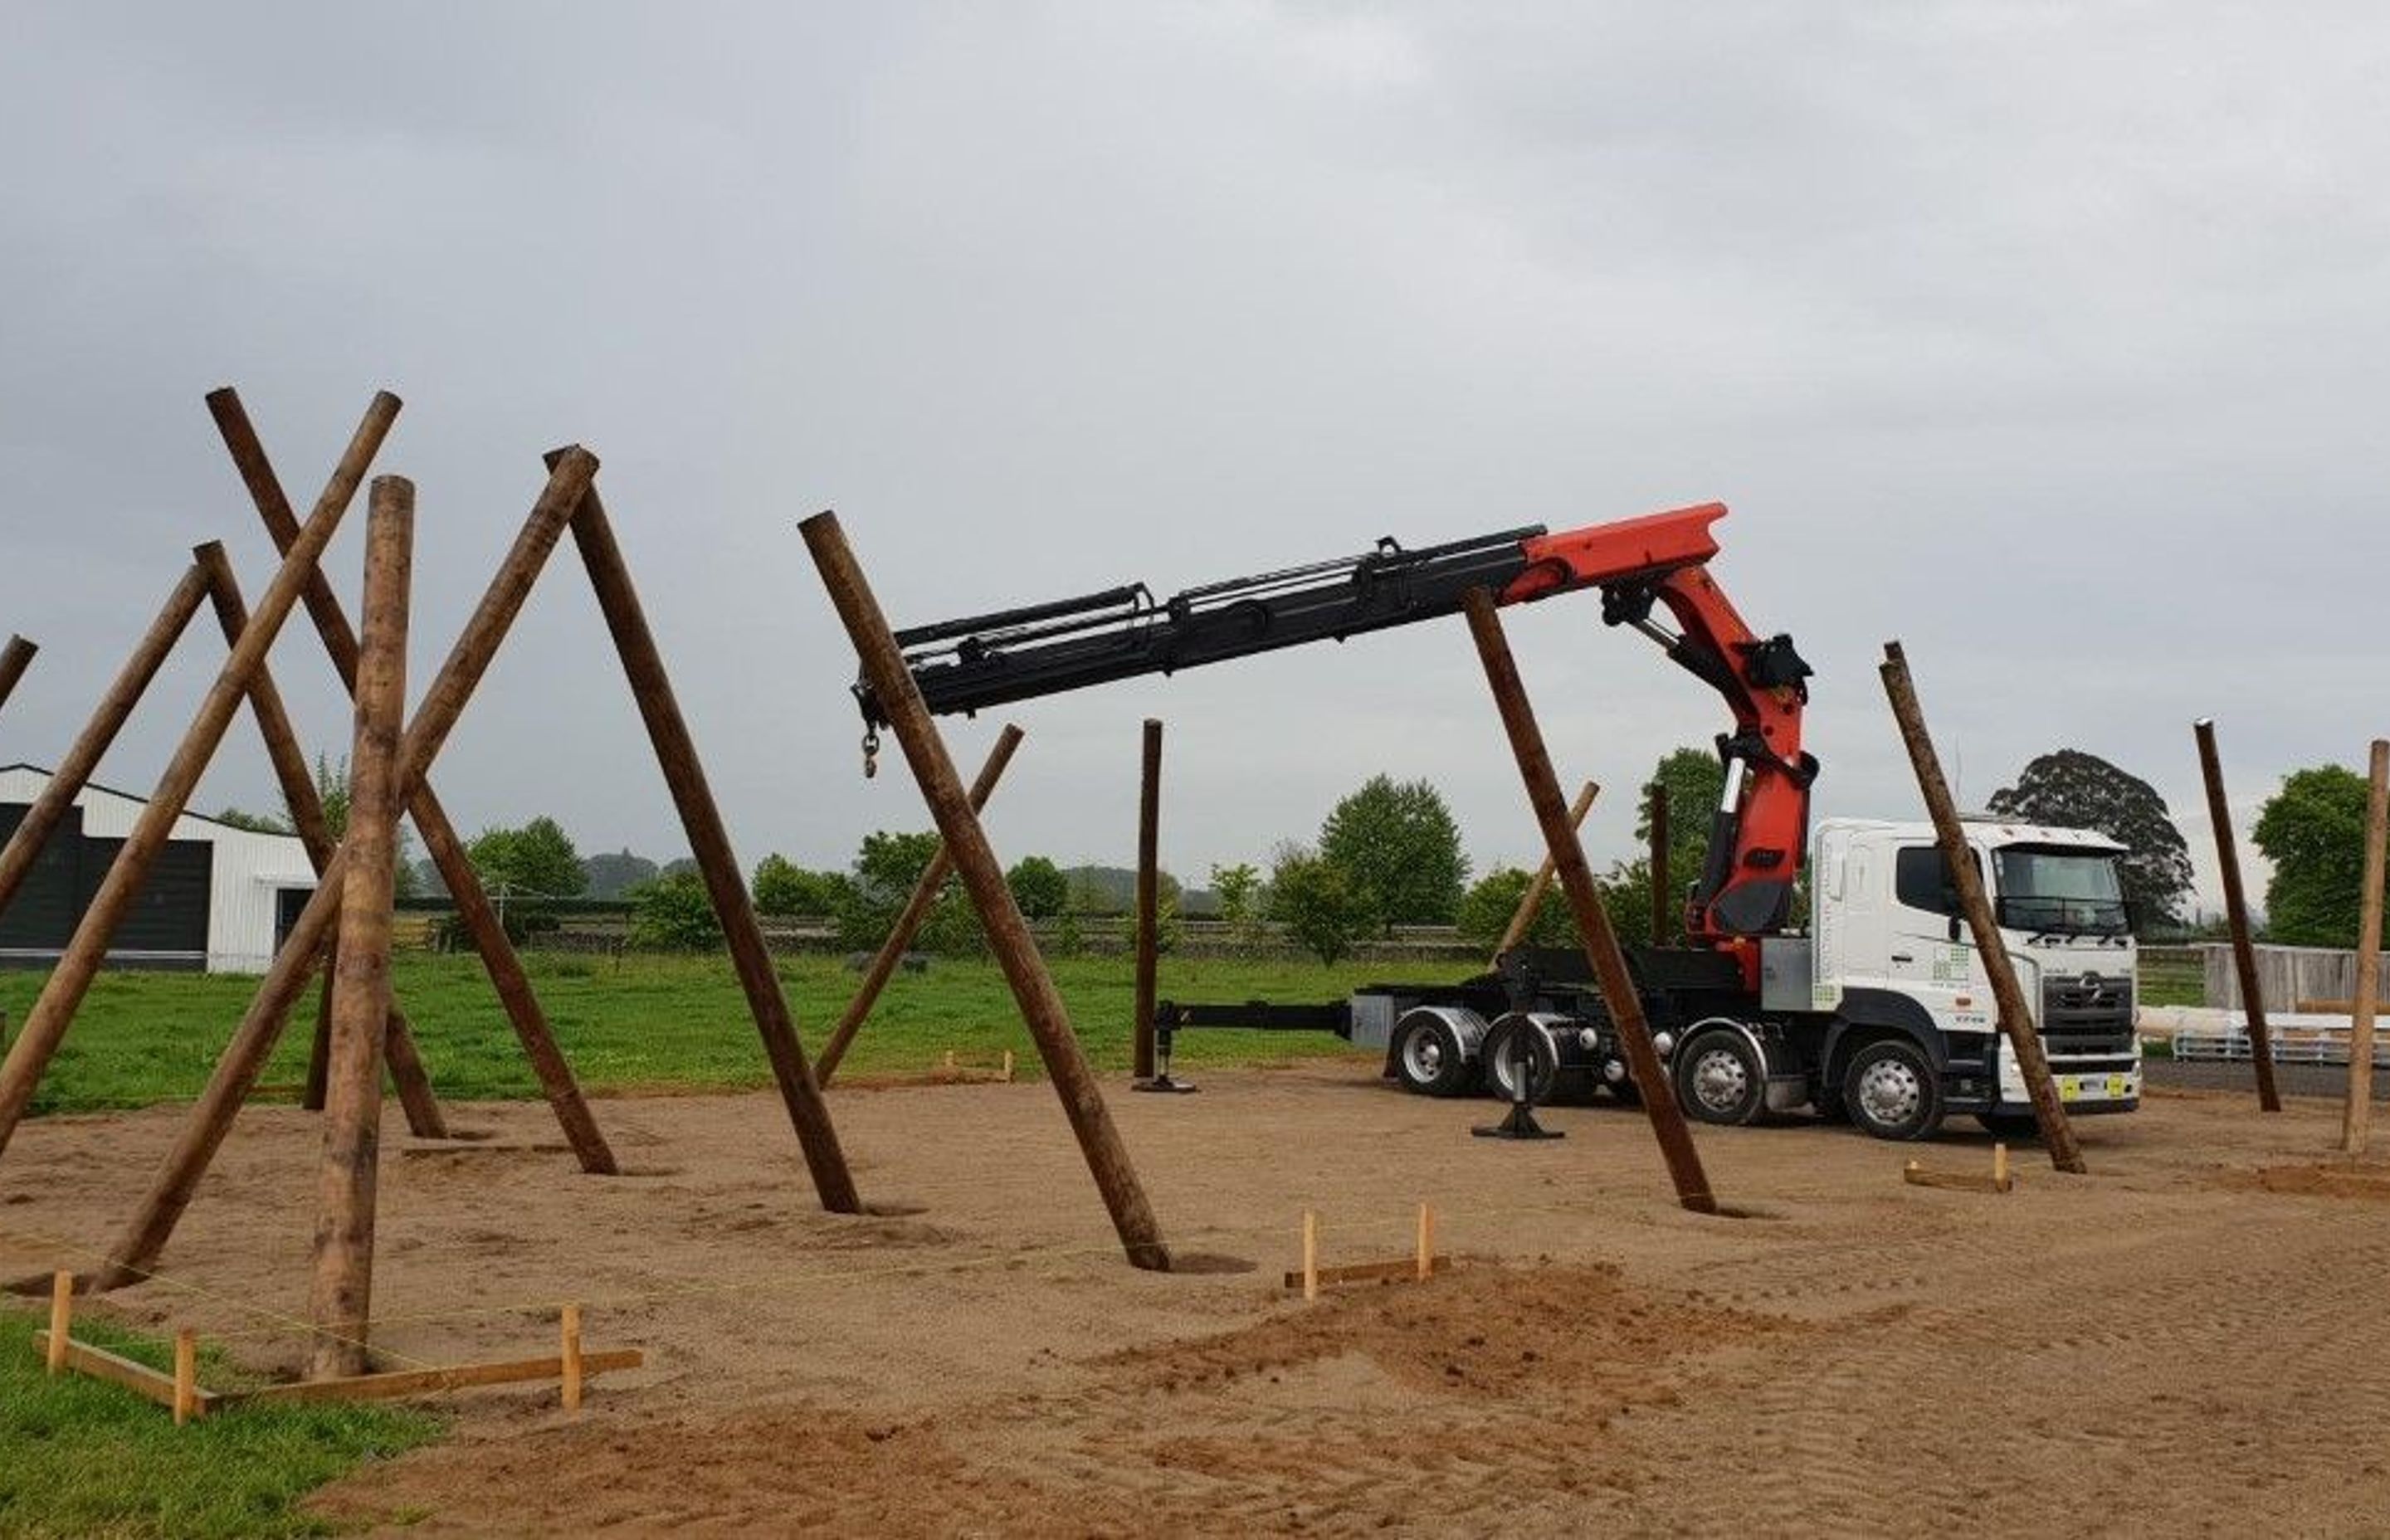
[1134,719,1163,1080]
[1880,641,2085,1173]
[1494,780,1598,964]
[563,476,859,1211]
[1301,1211,1319,1301]
[2341,738,2388,1157]
[1415,1202,1432,1283]
[2194,719,2283,1111]
[817,727,1025,1086]
[194,544,446,1139]
[1649,781,1672,945]
[560,1304,583,1415]
[0,394,395,1159]
[800,510,1172,1271]
[46,1270,71,1373]
[92,450,610,1292]
[173,1328,198,1425]
[209,390,615,1175]
[0,565,209,918]
[1461,589,1719,1213]
[1993,1141,2011,1191]
[0,635,34,719]
[305,476,412,1381]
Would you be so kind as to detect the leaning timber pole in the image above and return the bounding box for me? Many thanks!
[1648,782,1672,945]
[816,724,1026,1085]
[2194,719,2283,1111]
[1461,589,1718,1214]
[0,636,37,719]
[563,469,860,1213]
[0,396,395,1159]
[0,565,208,916]
[208,389,612,1173]
[305,477,412,1380]
[1881,641,2085,1174]
[1494,781,1597,964]
[1134,718,1164,1082]
[802,510,1172,1271]
[90,450,607,1290]
[2342,738,2388,1157]
[194,544,446,1139]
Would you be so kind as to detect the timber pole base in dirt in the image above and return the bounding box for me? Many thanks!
[816,724,1026,1087]
[2342,739,2388,1158]
[1461,588,1718,1216]
[305,476,412,1381]
[802,509,1173,1272]
[563,470,860,1213]
[1882,641,2085,1174]
[2195,719,2283,1112]
[210,387,612,1173]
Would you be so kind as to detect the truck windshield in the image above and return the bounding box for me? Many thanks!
[1993,846,2129,935]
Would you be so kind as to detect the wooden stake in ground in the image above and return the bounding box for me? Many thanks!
[816,726,1025,1086]
[1648,781,1672,945]
[92,449,607,1293]
[209,389,613,1174]
[801,509,1172,1271]
[0,394,394,1160]
[195,543,446,1141]
[173,1328,198,1425]
[0,635,34,719]
[2342,738,2388,1157]
[305,476,412,1380]
[46,1270,71,1373]
[1461,588,1719,1215]
[1134,718,1163,1081]
[2195,719,2283,1112]
[1494,782,1598,965]
[0,565,209,919]
[560,1304,583,1415]
[563,470,858,1213]
[1880,641,2085,1174]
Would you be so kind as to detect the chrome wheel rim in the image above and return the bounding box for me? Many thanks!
[1690,1046,1751,1116]
[1402,1031,1446,1084]
[1856,1057,1924,1128]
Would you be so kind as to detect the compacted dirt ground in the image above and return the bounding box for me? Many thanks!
[7,1064,2390,1537]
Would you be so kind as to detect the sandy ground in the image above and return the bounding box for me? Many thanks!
[7,1063,2390,1538]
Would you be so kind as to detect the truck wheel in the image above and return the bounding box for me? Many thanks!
[1672,1026,1765,1126]
[1843,1039,1943,1141]
[1481,1016,1560,1104]
[1394,1015,1475,1098]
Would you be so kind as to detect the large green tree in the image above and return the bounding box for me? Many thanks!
[839,829,982,953]
[1986,748,2192,932]
[1635,746,1726,936]
[1265,841,1373,966]
[1005,855,1069,919]
[467,816,588,900]
[751,853,851,916]
[1317,774,1468,929]
[2253,764,2387,948]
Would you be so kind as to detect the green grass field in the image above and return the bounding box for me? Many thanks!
[0,949,1391,1114]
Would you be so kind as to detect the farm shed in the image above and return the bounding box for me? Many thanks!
[0,763,315,974]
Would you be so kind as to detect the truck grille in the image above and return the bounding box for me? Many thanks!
[2041,970,2134,1056]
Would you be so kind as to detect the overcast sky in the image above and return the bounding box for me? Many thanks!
[3,3,2383,910]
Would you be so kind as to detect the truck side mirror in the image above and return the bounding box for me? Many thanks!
[1946,914,1962,944]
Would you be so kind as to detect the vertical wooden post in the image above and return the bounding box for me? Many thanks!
[1494,782,1598,965]
[46,1270,71,1373]
[1301,1211,1319,1301]
[194,544,445,1139]
[801,511,1172,1271]
[93,451,610,1293]
[563,476,859,1211]
[1648,781,1672,945]
[1461,589,1719,1214]
[0,565,208,918]
[1134,719,1163,1081]
[209,390,614,1174]
[2194,719,2283,1111]
[173,1328,198,1425]
[1415,1202,1432,1282]
[560,1304,583,1415]
[0,396,395,1160]
[0,635,34,718]
[1993,1141,2011,1192]
[816,727,1026,1085]
[1881,641,2085,1173]
[305,477,412,1381]
[2341,739,2388,1157]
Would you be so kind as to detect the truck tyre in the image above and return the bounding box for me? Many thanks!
[1673,1026,1766,1126]
[1394,1015,1476,1098]
[1843,1038,1943,1141]
[1481,1016,1561,1104]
